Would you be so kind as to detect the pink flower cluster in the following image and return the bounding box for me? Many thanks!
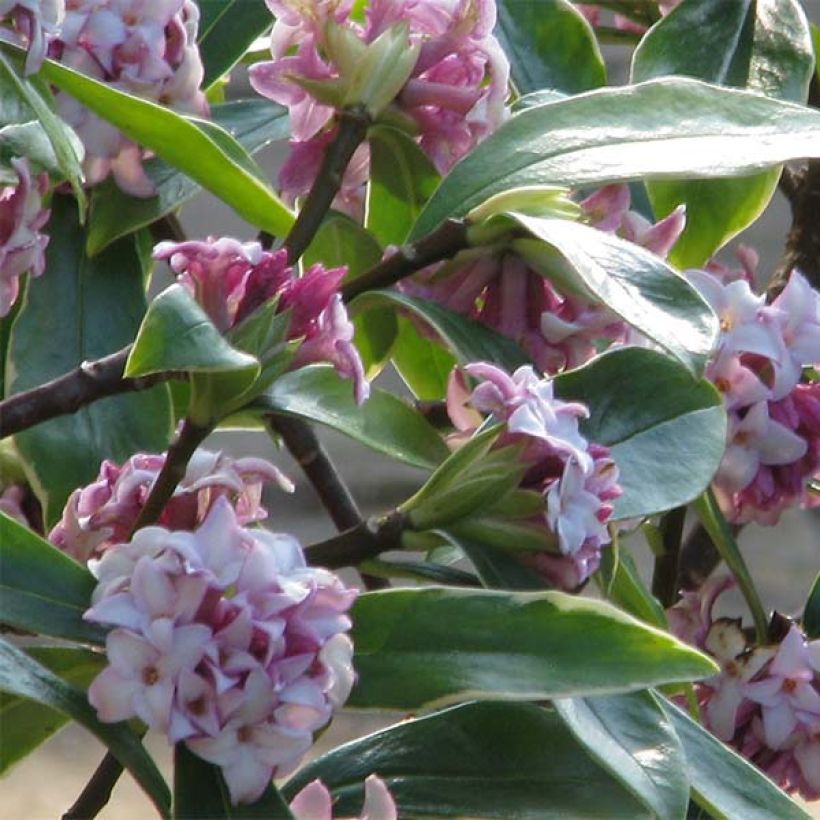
[668,576,820,799]
[290,775,397,819]
[0,156,50,317]
[50,448,293,563]
[686,265,820,524]
[0,0,62,72]
[450,362,621,589]
[84,497,358,804]
[154,237,370,403]
[250,0,510,213]
[403,184,684,374]
[49,0,207,195]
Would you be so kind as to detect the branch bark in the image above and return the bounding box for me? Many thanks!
[305,510,408,569]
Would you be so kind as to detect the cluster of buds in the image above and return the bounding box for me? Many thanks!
[290,775,396,819]
[403,184,684,374]
[686,263,820,524]
[0,156,50,317]
[0,0,62,72]
[50,448,293,563]
[154,236,370,404]
[448,362,621,589]
[668,576,820,799]
[48,0,207,195]
[249,0,510,214]
[84,497,357,804]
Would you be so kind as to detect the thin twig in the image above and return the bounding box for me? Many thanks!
[62,747,131,820]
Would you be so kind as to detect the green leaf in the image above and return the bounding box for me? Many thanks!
[0,647,104,773]
[512,215,718,375]
[804,572,820,639]
[173,743,293,819]
[633,0,814,266]
[284,700,659,817]
[497,0,606,94]
[0,512,104,644]
[349,587,717,710]
[390,315,457,400]
[555,347,727,519]
[126,284,260,379]
[409,77,820,240]
[659,698,809,820]
[6,196,173,525]
[353,290,529,373]
[366,125,441,246]
[0,637,171,818]
[197,0,272,91]
[554,692,689,820]
[598,547,668,629]
[0,50,84,203]
[40,57,294,237]
[252,365,449,469]
[87,99,289,255]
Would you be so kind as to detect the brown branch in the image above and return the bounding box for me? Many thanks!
[305,509,408,569]
[0,347,177,439]
[62,746,131,820]
[341,218,470,301]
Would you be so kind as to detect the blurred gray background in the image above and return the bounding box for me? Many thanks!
[4,1,820,816]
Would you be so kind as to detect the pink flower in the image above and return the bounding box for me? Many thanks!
[50,0,207,195]
[50,448,293,563]
[0,0,62,72]
[85,498,358,805]
[290,775,397,820]
[155,236,370,402]
[0,157,50,317]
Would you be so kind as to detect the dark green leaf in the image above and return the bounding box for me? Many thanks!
[409,78,820,240]
[7,196,173,525]
[284,700,658,817]
[126,284,260,380]
[555,347,727,519]
[513,215,718,374]
[0,512,104,644]
[366,125,441,246]
[497,0,606,94]
[659,698,809,820]
[253,365,449,469]
[173,743,293,819]
[349,587,717,710]
[88,99,289,255]
[0,637,170,818]
[40,57,293,237]
[197,0,272,90]
[0,647,104,773]
[804,572,820,639]
[597,547,668,629]
[633,0,814,266]
[554,692,689,820]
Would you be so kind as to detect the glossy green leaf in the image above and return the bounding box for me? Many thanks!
[349,587,717,710]
[126,284,260,379]
[253,365,449,469]
[0,50,84,202]
[285,701,653,817]
[88,99,289,255]
[597,547,668,629]
[804,572,820,639]
[197,0,271,90]
[0,647,104,773]
[7,196,173,525]
[554,692,689,820]
[40,57,294,237]
[512,215,718,374]
[497,0,606,94]
[366,125,441,246]
[173,743,293,819]
[0,637,171,818]
[555,347,727,519]
[353,290,529,374]
[660,698,809,820]
[390,315,457,400]
[0,512,104,644]
[633,0,814,266]
[409,78,820,240]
